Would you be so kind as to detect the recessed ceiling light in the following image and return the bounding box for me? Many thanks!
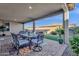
[29,6,32,10]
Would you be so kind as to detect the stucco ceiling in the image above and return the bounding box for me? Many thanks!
[0,3,64,23]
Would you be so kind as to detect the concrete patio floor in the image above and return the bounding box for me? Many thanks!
[27,39,67,56]
[0,36,67,56]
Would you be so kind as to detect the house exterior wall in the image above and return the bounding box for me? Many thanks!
[35,25,62,34]
[0,21,3,35]
[10,22,23,34]
[0,21,2,25]
[27,24,75,34]
[0,20,23,35]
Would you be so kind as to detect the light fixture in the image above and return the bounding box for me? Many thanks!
[29,6,32,10]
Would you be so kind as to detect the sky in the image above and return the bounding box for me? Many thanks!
[25,3,79,27]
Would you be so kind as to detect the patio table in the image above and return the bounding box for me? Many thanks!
[19,33,37,50]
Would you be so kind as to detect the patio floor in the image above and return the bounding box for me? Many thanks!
[27,39,67,56]
[0,36,67,56]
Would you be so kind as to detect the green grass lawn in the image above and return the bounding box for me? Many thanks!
[44,34,59,41]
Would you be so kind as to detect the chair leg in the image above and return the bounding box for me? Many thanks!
[33,44,42,52]
[17,49,19,55]
[29,41,32,50]
[9,44,16,55]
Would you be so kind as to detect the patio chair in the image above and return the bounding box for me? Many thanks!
[11,33,30,55]
[31,32,44,52]
[19,31,27,35]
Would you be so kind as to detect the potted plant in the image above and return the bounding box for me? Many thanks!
[56,28,64,44]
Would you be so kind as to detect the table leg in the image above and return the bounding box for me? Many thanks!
[29,40,32,50]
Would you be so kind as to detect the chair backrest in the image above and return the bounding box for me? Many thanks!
[11,33,19,47]
[37,32,44,42]
[19,31,25,34]
[19,31,28,36]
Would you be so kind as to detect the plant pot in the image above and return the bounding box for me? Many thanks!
[58,38,63,44]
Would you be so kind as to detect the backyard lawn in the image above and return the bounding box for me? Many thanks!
[44,34,64,44]
[44,34,59,41]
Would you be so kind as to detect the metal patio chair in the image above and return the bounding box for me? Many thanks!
[31,32,44,52]
[11,33,30,55]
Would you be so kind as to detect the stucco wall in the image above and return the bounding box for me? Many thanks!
[0,21,23,35]
[0,21,2,25]
[0,21,3,35]
[10,22,23,34]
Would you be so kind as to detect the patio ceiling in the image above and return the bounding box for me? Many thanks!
[0,3,65,23]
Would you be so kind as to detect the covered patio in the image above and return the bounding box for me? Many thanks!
[0,37,67,56]
[0,3,74,56]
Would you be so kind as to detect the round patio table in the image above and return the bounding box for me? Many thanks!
[19,34,37,50]
[19,33,42,52]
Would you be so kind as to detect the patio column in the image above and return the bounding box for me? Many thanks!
[23,23,24,30]
[33,20,35,32]
[22,23,25,31]
[63,4,69,44]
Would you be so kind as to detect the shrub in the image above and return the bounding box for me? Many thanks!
[55,28,64,39]
[51,31,57,35]
[56,28,64,35]
[75,27,79,34]
[70,35,79,56]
